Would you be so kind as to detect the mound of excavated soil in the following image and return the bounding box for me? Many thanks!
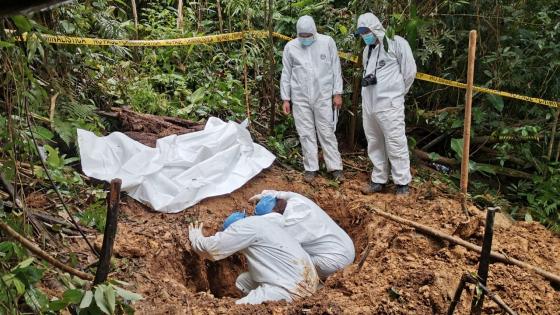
[69,166,560,314]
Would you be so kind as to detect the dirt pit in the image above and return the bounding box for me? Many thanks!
[70,166,560,314]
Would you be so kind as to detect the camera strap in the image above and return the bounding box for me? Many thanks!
[364,43,381,77]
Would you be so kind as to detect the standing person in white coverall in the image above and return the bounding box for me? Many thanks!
[356,13,417,195]
[249,191,355,279]
[280,15,344,183]
[188,211,318,304]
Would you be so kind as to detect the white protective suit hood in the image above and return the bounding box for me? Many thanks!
[357,13,385,41]
[296,15,317,36]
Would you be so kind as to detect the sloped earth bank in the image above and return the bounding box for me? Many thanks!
[70,166,560,314]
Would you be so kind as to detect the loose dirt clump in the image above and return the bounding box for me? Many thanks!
[69,166,560,314]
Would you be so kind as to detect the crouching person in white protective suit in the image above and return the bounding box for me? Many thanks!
[356,13,417,195]
[249,190,355,279]
[188,211,319,304]
[280,15,344,183]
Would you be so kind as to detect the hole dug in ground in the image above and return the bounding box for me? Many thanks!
[179,195,367,301]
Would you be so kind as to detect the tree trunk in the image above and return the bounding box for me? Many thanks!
[346,52,362,150]
[266,0,276,134]
[216,0,223,33]
[177,0,184,30]
[131,0,138,38]
[547,109,560,160]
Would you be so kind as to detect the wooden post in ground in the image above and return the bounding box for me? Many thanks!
[470,207,497,315]
[447,273,468,315]
[460,30,477,216]
[93,179,122,285]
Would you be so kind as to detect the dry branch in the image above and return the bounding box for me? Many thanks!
[0,221,94,280]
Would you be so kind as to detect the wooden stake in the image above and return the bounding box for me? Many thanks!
[447,273,468,315]
[368,206,560,285]
[470,207,497,315]
[460,30,477,216]
[93,179,122,285]
[0,221,93,280]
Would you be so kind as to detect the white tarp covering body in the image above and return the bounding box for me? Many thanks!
[78,117,275,213]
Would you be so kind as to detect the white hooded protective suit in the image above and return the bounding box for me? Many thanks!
[257,190,355,279]
[189,216,319,304]
[280,15,343,172]
[358,13,416,185]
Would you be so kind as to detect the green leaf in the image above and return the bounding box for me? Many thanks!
[13,257,34,270]
[24,287,49,312]
[428,152,441,161]
[338,24,348,35]
[105,285,116,314]
[486,94,504,112]
[63,289,84,304]
[115,286,143,301]
[0,40,15,48]
[11,15,32,32]
[32,125,54,141]
[525,213,533,222]
[13,278,25,295]
[94,285,111,314]
[451,138,464,159]
[80,290,93,309]
[61,20,76,33]
[49,299,69,312]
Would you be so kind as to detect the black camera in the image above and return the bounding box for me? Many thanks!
[361,74,377,87]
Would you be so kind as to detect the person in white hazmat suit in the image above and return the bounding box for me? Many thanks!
[280,15,344,183]
[188,211,319,305]
[356,13,417,195]
[249,191,355,279]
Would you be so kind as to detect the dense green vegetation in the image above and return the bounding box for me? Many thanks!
[0,0,559,313]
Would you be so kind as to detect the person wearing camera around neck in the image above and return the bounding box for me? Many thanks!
[356,13,417,195]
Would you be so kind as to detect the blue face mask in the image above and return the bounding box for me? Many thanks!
[300,37,315,47]
[362,33,375,46]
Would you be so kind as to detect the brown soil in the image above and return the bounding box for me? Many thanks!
[68,166,560,314]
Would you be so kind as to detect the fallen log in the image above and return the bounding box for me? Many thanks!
[368,206,560,285]
[0,221,94,280]
[413,149,459,166]
[413,149,533,179]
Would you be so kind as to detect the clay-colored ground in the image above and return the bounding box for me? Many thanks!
[68,166,560,314]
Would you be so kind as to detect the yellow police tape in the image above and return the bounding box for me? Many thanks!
[17,30,559,109]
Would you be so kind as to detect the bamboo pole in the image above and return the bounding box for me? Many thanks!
[368,206,560,285]
[460,30,477,216]
[0,221,93,280]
